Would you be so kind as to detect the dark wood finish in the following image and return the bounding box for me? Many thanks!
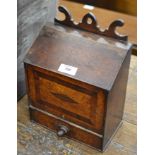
[55,6,128,41]
[58,0,137,55]
[25,64,105,133]
[30,107,103,150]
[24,24,132,151]
[103,47,131,147]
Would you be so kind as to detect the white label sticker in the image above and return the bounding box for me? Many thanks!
[58,64,78,76]
[83,5,94,10]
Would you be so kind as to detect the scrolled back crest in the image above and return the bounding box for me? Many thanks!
[55,6,128,41]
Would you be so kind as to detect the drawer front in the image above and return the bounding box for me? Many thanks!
[25,65,106,133]
[30,107,103,151]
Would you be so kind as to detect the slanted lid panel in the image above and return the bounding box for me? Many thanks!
[24,27,130,90]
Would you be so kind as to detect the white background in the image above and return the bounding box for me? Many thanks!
[0,0,155,154]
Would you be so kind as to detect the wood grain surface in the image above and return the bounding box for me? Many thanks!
[24,24,132,91]
[17,55,137,154]
[23,23,132,150]
[58,0,137,45]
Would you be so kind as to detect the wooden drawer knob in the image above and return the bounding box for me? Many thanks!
[57,125,69,137]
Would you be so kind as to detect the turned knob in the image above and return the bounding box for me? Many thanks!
[57,125,69,137]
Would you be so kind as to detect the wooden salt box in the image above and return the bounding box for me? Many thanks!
[24,6,132,151]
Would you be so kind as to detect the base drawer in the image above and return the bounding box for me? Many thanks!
[29,106,103,151]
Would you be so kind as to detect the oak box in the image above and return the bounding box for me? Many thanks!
[24,24,132,151]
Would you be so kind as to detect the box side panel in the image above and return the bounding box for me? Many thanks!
[103,50,131,150]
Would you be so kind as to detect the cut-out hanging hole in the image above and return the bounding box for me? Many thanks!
[87,17,93,24]
[55,6,128,41]
[60,12,66,21]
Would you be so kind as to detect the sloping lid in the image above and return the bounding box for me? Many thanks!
[24,24,132,91]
